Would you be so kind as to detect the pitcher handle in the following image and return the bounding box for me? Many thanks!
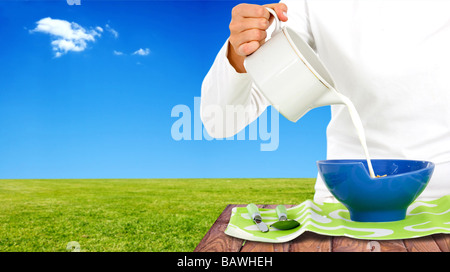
[265,7,282,36]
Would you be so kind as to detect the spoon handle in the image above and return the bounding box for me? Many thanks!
[276,205,288,221]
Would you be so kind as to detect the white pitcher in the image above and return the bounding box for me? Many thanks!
[244,8,344,122]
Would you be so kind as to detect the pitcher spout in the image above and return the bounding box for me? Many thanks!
[312,87,345,108]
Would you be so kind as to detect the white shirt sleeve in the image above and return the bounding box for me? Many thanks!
[200,39,269,139]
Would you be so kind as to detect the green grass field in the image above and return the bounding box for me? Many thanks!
[0,178,315,252]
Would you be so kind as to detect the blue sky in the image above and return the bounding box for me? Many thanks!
[0,0,330,179]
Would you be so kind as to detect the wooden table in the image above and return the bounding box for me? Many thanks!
[194,204,450,252]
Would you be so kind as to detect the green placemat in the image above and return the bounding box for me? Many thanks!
[225,195,450,243]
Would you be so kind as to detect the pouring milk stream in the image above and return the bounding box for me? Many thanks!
[244,8,376,178]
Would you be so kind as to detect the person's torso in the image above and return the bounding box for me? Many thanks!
[304,0,450,164]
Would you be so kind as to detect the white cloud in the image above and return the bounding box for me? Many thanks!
[105,24,119,39]
[31,17,101,57]
[51,39,84,52]
[132,48,150,56]
[113,50,124,55]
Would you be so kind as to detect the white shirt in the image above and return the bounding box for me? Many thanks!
[201,0,450,202]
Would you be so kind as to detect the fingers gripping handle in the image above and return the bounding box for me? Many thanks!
[265,7,282,36]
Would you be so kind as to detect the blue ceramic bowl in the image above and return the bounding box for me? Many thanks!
[317,159,435,222]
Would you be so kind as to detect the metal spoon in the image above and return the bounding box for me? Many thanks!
[247,204,269,233]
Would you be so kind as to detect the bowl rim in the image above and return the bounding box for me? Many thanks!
[316,159,435,180]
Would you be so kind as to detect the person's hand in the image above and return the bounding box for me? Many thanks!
[227,3,288,73]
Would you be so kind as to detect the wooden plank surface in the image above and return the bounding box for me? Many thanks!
[434,233,450,252]
[332,237,407,252]
[289,231,332,252]
[403,236,442,252]
[195,204,449,252]
[194,204,244,252]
